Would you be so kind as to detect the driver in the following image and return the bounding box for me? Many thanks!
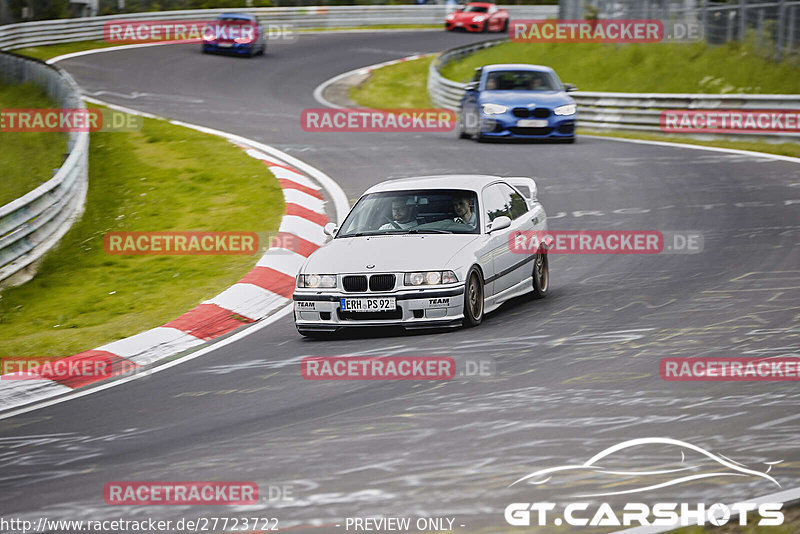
[452,194,476,227]
[379,198,418,230]
[528,75,544,90]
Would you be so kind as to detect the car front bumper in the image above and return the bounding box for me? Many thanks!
[293,285,466,332]
[478,114,576,139]
[446,20,485,32]
[202,42,256,54]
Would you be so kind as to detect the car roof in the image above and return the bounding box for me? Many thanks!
[482,64,556,75]
[364,175,508,194]
[217,13,256,21]
[466,2,495,6]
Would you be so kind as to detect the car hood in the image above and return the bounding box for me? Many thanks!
[302,234,480,274]
[479,90,573,107]
[450,11,487,21]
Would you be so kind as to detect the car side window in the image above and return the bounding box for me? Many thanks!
[482,185,510,224]
[489,5,497,14]
[498,183,528,220]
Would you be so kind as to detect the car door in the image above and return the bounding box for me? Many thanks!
[487,4,499,31]
[480,184,518,296]
[497,182,539,289]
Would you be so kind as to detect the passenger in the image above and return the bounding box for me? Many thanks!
[452,194,477,227]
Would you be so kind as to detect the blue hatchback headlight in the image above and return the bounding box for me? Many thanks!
[482,103,508,115]
[554,104,577,116]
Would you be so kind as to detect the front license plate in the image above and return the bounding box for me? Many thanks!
[340,297,396,312]
[217,42,233,48]
[517,119,548,128]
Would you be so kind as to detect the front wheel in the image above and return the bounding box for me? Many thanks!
[531,250,549,299]
[462,268,484,327]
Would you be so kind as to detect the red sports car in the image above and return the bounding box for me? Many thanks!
[445,2,509,33]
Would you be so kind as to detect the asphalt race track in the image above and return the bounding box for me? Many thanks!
[2,31,800,532]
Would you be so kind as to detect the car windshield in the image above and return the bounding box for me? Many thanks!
[464,5,489,12]
[337,189,481,237]
[484,70,558,91]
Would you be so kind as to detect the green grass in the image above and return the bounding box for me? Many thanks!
[350,55,435,109]
[580,129,800,159]
[440,40,800,93]
[0,82,67,206]
[0,108,284,357]
[12,41,126,62]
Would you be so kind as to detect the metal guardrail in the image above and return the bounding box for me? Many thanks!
[428,39,800,140]
[0,5,558,51]
[0,52,89,286]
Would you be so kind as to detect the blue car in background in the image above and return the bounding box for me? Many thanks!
[202,13,266,57]
[458,64,577,142]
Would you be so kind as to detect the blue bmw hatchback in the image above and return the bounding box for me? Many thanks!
[458,64,577,142]
[201,13,266,57]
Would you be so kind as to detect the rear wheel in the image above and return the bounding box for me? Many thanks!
[462,268,484,327]
[531,249,549,299]
[501,19,509,33]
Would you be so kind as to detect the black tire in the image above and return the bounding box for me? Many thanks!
[457,114,471,139]
[501,19,509,33]
[481,21,489,33]
[462,267,484,327]
[531,249,549,299]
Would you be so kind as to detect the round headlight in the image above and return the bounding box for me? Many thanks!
[426,272,442,285]
[409,273,425,286]
[307,274,321,287]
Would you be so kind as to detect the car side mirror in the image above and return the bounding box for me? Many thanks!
[564,83,578,92]
[323,222,338,237]
[488,215,511,233]
[465,81,479,92]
